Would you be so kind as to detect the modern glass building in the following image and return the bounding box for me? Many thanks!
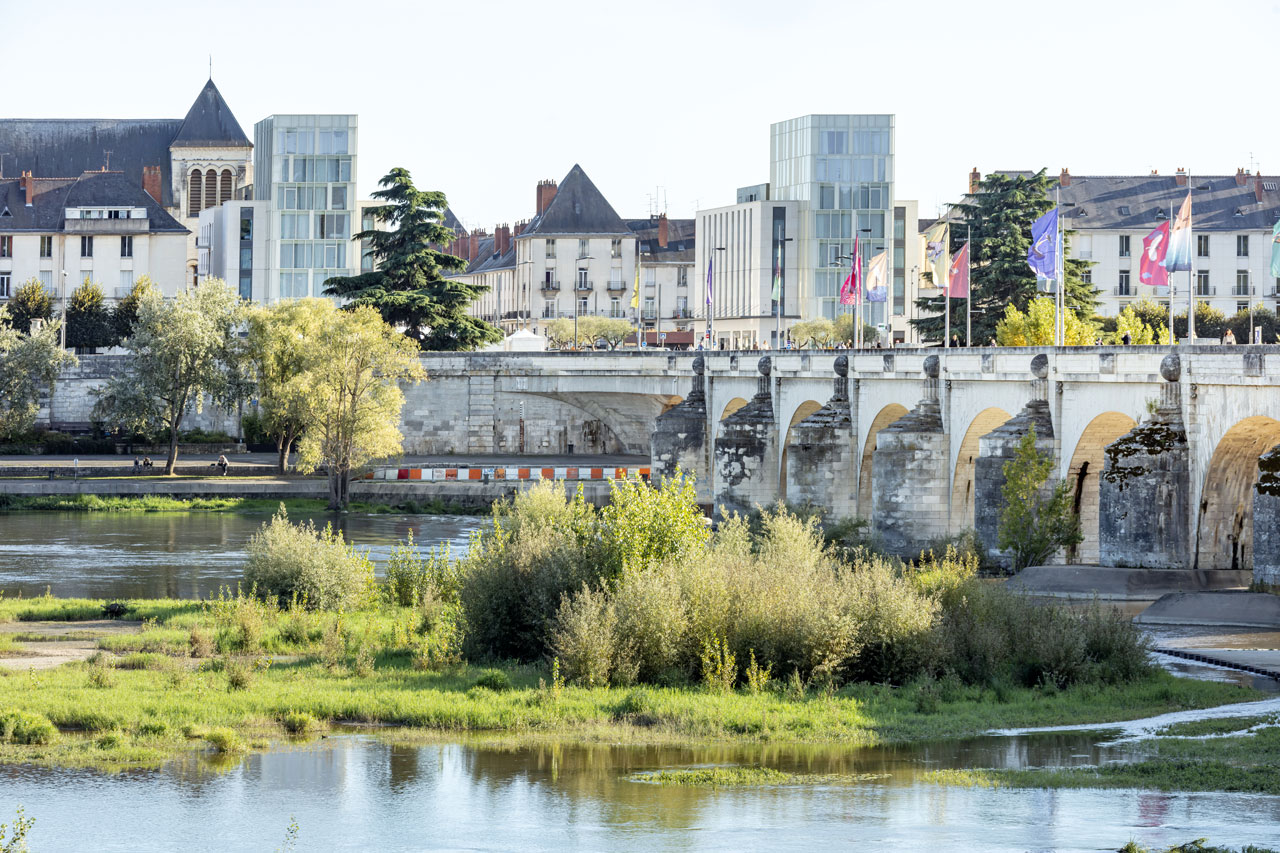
[769,114,894,322]
[253,115,358,301]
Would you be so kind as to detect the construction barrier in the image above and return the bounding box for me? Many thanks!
[361,466,651,482]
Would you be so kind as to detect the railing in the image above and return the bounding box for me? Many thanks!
[63,218,149,233]
[1233,284,1254,297]
[540,280,560,292]
[1196,285,1216,296]
[607,310,626,319]
[672,308,692,319]
[1112,285,1133,296]
[642,309,657,320]
[606,280,626,292]
[541,307,559,319]
[575,280,594,292]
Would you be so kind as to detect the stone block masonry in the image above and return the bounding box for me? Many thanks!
[714,357,778,516]
[1252,444,1280,586]
[785,355,855,517]
[651,356,710,503]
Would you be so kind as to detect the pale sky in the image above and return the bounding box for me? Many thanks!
[6,0,1277,229]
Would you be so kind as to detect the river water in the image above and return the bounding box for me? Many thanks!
[3,511,1280,850]
[0,511,484,599]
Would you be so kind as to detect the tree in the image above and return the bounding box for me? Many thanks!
[65,278,116,351]
[543,318,576,349]
[323,167,502,351]
[0,307,76,441]
[832,313,880,346]
[789,318,836,348]
[995,297,1097,346]
[92,278,243,474]
[581,317,632,350]
[292,304,427,508]
[1112,303,1169,345]
[1227,306,1278,345]
[996,426,1082,572]
[112,276,158,342]
[1172,302,1229,341]
[3,278,54,334]
[912,169,1099,344]
[246,299,330,473]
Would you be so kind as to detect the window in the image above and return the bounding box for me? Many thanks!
[1197,235,1210,257]
[677,267,688,287]
[1081,269,1092,284]
[330,186,347,210]
[0,236,11,257]
[38,270,52,293]
[240,212,253,241]
[643,297,656,319]
[611,238,621,259]
[578,239,589,259]
[40,236,53,258]
[1117,270,1131,296]
[120,236,133,258]
[545,239,556,259]
[820,130,848,154]
[609,297,622,318]
[119,270,132,291]
[280,213,309,239]
[1238,301,1250,313]
[1118,235,1130,257]
[1196,271,1211,295]
[0,274,9,297]
[577,297,588,314]
[676,295,688,317]
[1237,235,1249,257]
[1236,271,1251,296]
[819,185,835,210]
[1076,234,1093,259]
[80,236,93,257]
[317,213,349,239]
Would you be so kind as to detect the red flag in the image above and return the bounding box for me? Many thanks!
[839,235,860,304]
[947,241,970,298]
[1140,221,1170,287]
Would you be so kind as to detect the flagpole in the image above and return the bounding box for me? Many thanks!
[1187,174,1195,342]
[966,223,972,346]
[1055,185,1063,347]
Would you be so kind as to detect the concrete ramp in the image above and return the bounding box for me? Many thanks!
[1005,565,1250,600]
[1136,592,1280,629]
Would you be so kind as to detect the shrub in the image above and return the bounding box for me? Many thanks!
[0,709,57,745]
[472,668,512,692]
[189,627,215,658]
[550,584,621,687]
[280,711,318,735]
[744,650,772,695]
[699,636,737,693]
[244,507,375,611]
[205,727,244,754]
[383,532,458,608]
[224,656,253,691]
[599,474,708,577]
[87,655,115,688]
[997,427,1082,573]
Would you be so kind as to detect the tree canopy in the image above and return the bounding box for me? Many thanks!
[544,316,632,349]
[246,299,331,473]
[323,167,502,351]
[996,297,1097,346]
[3,278,54,335]
[0,306,76,441]
[65,278,116,351]
[913,169,1098,344]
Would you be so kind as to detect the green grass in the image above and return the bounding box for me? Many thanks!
[1154,715,1278,738]
[0,494,481,515]
[628,766,889,786]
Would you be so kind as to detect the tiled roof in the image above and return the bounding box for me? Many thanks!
[521,164,630,237]
[626,217,695,263]
[171,79,251,148]
[0,171,188,233]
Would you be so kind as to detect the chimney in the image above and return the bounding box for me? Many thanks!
[1150,169,1159,176]
[1257,174,1266,204]
[142,165,162,203]
[536,179,558,215]
[495,223,511,255]
[21,171,34,207]
[968,168,980,194]
[1059,168,1071,187]
[1175,168,1187,187]
[468,231,480,262]
[1236,167,1248,187]
[658,214,669,249]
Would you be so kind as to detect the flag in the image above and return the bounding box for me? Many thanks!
[1027,209,1058,279]
[1271,218,1280,278]
[839,236,860,305]
[948,241,970,298]
[1140,221,1170,287]
[1163,194,1192,272]
[922,221,949,291]
[631,249,640,309]
[866,252,888,302]
[705,255,713,307]
[770,244,782,303]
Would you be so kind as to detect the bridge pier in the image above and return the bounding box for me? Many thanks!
[973,355,1056,565]
[714,356,778,515]
[872,355,949,558]
[784,355,856,517]
[1098,354,1191,569]
[1251,444,1280,587]
[650,355,711,503]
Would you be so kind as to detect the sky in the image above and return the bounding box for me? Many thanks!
[5,0,1277,230]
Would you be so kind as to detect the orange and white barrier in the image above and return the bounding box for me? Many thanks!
[362,466,651,482]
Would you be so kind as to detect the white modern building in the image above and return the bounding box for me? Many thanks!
[252,114,359,302]
[0,170,189,303]
[197,200,268,301]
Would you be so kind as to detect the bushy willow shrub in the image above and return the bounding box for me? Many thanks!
[244,507,375,611]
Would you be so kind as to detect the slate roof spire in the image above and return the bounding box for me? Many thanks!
[171,79,251,148]
[523,164,629,236]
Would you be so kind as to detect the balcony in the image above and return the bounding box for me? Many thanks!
[642,309,657,321]
[607,310,626,319]
[1196,285,1216,297]
[1233,284,1254,297]
[1112,285,1134,297]
[575,279,594,293]
[672,307,692,319]
[63,217,150,233]
[541,307,559,319]
[606,280,626,293]
[540,280,561,292]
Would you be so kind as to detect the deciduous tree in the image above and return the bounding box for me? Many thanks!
[995,297,1096,346]
[246,299,330,473]
[788,318,835,348]
[92,278,244,474]
[0,307,76,441]
[112,276,158,342]
[997,426,1081,572]
[2,278,54,334]
[65,278,116,351]
[323,167,502,351]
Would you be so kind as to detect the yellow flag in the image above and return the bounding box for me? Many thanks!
[631,246,641,309]
[922,222,950,291]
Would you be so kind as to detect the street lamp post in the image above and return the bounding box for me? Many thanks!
[516,259,533,331]
[775,237,793,349]
[574,256,594,349]
[707,246,725,350]
[60,270,69,349]
[857,228,872,349]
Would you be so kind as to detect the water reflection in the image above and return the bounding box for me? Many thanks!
[0,511,483,599]
[4,735,1280,852]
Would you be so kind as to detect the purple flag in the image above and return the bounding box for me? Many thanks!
[705,255,713,306]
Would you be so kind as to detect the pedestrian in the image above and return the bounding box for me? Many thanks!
[1223,328,1236,345]
[950,334,960,349]
[133,456,141,471]
[216,455,229,476]
[1122,331,1132,346]
[142,456,153,469]
[988,337,997,347]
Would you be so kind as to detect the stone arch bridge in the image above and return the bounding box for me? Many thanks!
[401,348,1280,579]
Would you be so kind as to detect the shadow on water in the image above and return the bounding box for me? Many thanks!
[0,511,484,599]
[3,732,1280,852]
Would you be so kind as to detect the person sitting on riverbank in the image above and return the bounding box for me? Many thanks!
[141,457,153,469]
[215,455,229,476]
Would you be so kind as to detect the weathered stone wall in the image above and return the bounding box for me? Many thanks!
[714,357,778,515]
[1099,365,1191,568]
[1252,444,1280,586]
[651,356,710,503]
[785,356,855,517]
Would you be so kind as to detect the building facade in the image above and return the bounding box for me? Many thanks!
[0,79,253,291]
[0,171,188,304]
[197,200,269,301]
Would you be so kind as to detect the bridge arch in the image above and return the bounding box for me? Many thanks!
[1196,416,1280,570]
[949,407,1012,533]
[779,399,825,502]
[858,403,909,514]
[1065,412,1137,565]
[719,397,749,423]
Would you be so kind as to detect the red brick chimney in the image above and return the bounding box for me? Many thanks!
[536,179,557,216]
[658,214,669,249]
[1236,167,1247,187]
[21,171,34,207]
[968,168,980,194]
[1175,168,1187,187]
[468,231,480,262]
[1059,168,1071,187]
[1257,174,1266,204]
[1150,169,1159,176]
[142,166,162,204]
[495,224,511,255]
